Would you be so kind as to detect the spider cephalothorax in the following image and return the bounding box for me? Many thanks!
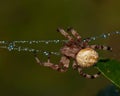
[34,28,112,79]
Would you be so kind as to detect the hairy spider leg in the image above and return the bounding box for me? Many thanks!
[67,27,81,41]
[72,61,78,70]
[57,28,73,41]
[72,61,100,79]
[89,45,112,51]
[78,67,101,79]
[34,53,70,72]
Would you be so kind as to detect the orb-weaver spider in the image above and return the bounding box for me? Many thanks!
[34,27,112,79]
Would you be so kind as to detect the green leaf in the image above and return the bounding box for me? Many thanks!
[96,59,120,88]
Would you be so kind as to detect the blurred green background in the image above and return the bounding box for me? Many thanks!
[0,0,120,96]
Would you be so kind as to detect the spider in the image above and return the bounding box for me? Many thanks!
[34,27,112,79]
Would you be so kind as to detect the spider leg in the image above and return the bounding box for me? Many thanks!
[72,61,100,79]
[72,61,78,70]
[67,27,81,41]
[57,28,73,41]
[34,53,70,72]
[78,67,101,79]
[89,45,112,51]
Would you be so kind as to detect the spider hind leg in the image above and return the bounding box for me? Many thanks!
[72,61,100,79]
[78,67,101,79]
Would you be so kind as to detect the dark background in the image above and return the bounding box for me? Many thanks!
[0,0,120,96]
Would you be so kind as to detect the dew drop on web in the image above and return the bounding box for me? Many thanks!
[0,31,119,60]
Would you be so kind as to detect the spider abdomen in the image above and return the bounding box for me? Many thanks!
[76,48,99,68]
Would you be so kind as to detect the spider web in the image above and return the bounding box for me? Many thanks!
[0,31,120,60]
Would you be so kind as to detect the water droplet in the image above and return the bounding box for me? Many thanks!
[91,37,96,40]
[24,48,28,51]
[116,31,120,34]
[103,34,107,38]
[0,41,5,44]
[7,43,14,51]
[107,33,111,36]
[43,51,48,55]
[45,41,49,44]
[29,41,32,44]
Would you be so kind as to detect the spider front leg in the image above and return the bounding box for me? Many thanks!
[57,28,73,41]
[67,27,81,41]
[34,53,70,72]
